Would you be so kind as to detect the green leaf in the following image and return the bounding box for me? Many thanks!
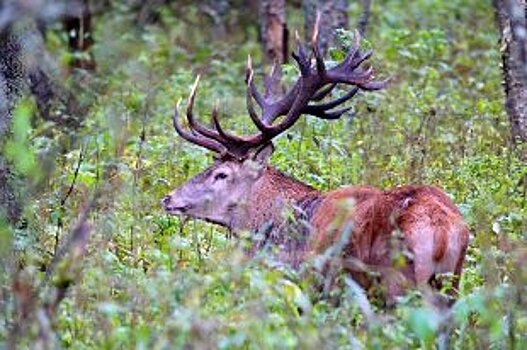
[406,307,439,343]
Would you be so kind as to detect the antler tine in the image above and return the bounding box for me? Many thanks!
[311,11,325,74]
[350,49,373,70]
[185,76,225,142]
[307,87,359,113]
[264,61,283,99]
[245,55,265,107]
[210,100,250,144]
[360,77,391,90]
[186,75,200,116]
[245,53,287,129]
[312,83,337,101]
[262,83,314,137]
[324,64,376,87]
[312,106,353,120]
[292,30,311,76]
[211,102,225,136]
[246,71,272,132]
[173,99,227,154]
[344,65,375,84]
[335,29,362,71]
[183,76,252,151]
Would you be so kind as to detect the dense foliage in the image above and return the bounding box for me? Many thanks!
[1,0,526,348]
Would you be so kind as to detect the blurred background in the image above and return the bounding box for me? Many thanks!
[0,0,526,348]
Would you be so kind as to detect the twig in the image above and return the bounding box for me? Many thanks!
[54,143,86,255]
[61,143,86,207]
[46,196,95,281]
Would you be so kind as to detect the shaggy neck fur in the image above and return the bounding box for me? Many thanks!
[232,166,320,266]
[231,166,319,230]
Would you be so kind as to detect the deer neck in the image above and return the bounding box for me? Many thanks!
[232,165,320,233]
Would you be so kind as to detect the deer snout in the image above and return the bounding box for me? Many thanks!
[161,193,194,214]
[161,194,173,207]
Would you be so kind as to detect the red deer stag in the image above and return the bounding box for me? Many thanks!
[162,25,470,304]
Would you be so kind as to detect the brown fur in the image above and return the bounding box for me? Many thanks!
[238,169,470,300]
[242,166,320,232]
[307,184,470,300]
[164,163,470,302]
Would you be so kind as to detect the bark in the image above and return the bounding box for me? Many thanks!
[494,0,527,147]
[0,25,24,224]
[0,20,83,223]
[304,0,348,55]
[0,158,21,225]
[25,22,84,127]
[260,0,288,64]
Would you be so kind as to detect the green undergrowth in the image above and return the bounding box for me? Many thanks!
[2,0,526,348]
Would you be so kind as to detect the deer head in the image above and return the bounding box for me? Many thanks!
[162,144,274,227]
[162,18,388,230]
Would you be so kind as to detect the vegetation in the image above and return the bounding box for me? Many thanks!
[1,0,526,348]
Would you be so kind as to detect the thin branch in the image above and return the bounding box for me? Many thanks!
[60,143,86,207]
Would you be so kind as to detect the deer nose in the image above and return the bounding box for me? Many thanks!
[161,195,172,206]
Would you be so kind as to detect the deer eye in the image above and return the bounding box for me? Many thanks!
[214,172,228,181]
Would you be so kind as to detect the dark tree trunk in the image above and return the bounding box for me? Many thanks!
[27,67,83,129]
[0,25,24,224]
[0,18,85,223]
[0,157,20,224]
[304,0,348,55]
[260,0,288,64]
[63,0,95,71]
[494,0,527,148]
[24,23,84,127]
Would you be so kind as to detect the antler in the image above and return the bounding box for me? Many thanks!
[173,13,389,160]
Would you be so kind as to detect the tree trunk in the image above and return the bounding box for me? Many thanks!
[63,0,95,71]
[260,0,288,64]
[1,18,85,223]
[494,0,527,148]
[0,25,24,224]
[304,0,348,55]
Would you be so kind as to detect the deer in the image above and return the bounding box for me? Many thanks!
[161,22,470,305]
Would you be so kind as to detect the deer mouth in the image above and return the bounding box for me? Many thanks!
[164,204,193,214]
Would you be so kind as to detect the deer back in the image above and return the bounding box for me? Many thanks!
[307,184,470,299]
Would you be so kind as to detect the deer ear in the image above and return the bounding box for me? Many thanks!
[252,143,274,165]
